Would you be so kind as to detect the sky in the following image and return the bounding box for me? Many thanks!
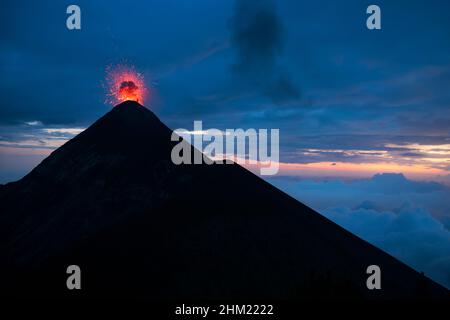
[1,0,450,287]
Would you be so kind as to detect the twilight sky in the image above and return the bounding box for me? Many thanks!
[1,0,450,288]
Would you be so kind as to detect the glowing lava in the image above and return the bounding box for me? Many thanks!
[105,64,148,105]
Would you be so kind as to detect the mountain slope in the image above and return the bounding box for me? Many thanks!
[0,101,448,299]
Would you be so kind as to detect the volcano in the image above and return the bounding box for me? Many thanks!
[0,101,448,299]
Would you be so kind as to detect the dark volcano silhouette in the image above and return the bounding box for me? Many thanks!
[0,101,448,299]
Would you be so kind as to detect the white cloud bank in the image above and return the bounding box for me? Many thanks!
[267,173,450,289]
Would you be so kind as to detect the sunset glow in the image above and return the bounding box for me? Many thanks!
[239,159,450,180]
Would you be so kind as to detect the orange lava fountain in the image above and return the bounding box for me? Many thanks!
[105,64,148,105]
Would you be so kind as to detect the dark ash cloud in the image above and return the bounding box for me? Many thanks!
[231,0,281,74]
[120,81,138,91]
[230,0,300,104]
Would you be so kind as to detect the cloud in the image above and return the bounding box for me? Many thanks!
[25,120,42,126]
[0,124,85,183]
[42,128,85,135]
[231,0,281,74]
[0,125,85,150]
[268,173,450,224]
[230,0,300,104]
[265,74,300,104]
[324,205,450,289]
[266,173,450,289]
[279,137,450,173]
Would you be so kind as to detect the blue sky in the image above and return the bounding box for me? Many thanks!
[1,0,450,287]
